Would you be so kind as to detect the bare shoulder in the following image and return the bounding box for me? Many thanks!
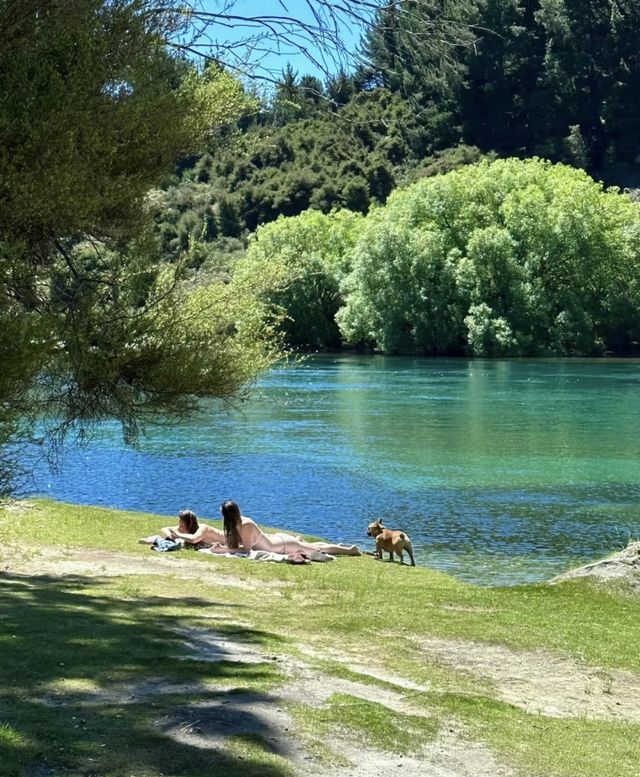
[239,517,261,537]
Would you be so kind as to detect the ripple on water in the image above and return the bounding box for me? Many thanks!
[26,355,640,585]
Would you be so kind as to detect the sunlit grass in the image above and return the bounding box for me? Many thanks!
[434,695,640,777]
[0,722,29,777]
[1,498,640,777]
[293,692,438,753]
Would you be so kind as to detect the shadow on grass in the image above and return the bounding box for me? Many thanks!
[0,571,292,777]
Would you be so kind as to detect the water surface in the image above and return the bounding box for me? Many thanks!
[28,356,640,584]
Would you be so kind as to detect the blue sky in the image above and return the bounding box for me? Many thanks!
[193,0,370,84]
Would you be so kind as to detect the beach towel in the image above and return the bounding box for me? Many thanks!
[151,538,182,552]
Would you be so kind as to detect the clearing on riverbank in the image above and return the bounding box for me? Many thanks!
[1,500,639,777]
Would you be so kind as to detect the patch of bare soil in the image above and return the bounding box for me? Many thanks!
[295,643,431,695]
[551,540,640,591]
[276,654,424,715]
[0,499,37,514]
[315,723,510,777]
[416,637,640,722]
[164,633,512,777]
[162,691,307,759]
[0,543,276,590]
[176,626,274,664]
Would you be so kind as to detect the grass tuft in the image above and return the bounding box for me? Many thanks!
[293,693,439,753]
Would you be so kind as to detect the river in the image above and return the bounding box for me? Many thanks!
[28,355,640,585]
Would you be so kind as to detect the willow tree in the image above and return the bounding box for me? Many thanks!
[338,159,640,356]
[0,0,280,492]
[237,209,364,349]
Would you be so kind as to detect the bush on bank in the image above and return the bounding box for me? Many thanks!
[237,209,363,349]
[249,158,640,356]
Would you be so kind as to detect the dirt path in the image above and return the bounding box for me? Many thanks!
[5,543,640,776]
[2,544,513,775]
[415,637,640,723]
[0,542,278,589]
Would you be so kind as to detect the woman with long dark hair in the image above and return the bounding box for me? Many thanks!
[220,500,360,557]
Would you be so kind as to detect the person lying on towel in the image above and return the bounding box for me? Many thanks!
[160,509,230,548]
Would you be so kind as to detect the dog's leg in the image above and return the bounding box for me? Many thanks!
[407,542,416,567]
[398,549,404,564]
[388,551,393,562]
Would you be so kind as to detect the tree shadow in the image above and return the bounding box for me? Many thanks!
[0,571,294,777]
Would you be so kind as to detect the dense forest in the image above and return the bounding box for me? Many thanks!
[154,0,640,255]
[145,0,640,358]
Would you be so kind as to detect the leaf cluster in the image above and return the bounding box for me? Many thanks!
[168,86,427,244]
[245,159,640,356]
[0,1,284,488]
[237,209,363,349]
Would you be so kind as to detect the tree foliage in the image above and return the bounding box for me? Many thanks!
[236,210,363,350]
[161,0,640,252]
[358,0,479,151]
[169,84,426,242]
[0,0,281,484]
[338,159,640,355]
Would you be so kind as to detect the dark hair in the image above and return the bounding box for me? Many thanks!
[221,500,242,549]
[178,510,199,535]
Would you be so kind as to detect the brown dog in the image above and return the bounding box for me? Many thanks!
[367,519,415,566]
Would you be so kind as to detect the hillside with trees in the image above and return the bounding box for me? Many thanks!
[241,158,640,357]
[155,0,640,255]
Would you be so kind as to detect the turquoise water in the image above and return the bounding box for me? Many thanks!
[28,356,640,585]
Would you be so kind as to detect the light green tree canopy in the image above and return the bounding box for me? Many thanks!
[337,158,640,355]
[237,209,363,349]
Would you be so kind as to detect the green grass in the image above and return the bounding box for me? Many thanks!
[292,692,438,752]
[0,722,30,777]
[1,498,639,777]
[435,695,640,777]
[0,568,286,776]
[226,736,295,776]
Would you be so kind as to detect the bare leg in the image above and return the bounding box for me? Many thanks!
[307,540,361,556]
[160,526,176,539]
[268,532,360,556]
[272,537,360,557]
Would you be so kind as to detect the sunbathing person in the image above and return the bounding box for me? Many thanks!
[219,500,360,557]
[160,510,228,546]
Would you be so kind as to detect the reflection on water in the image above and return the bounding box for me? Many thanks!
[27,356,640,585]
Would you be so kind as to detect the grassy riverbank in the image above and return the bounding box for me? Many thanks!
[1,499,638,777]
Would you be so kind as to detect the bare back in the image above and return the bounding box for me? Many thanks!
[237,516,359,557]
[237,517,274,551]
[199,524,226,544]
